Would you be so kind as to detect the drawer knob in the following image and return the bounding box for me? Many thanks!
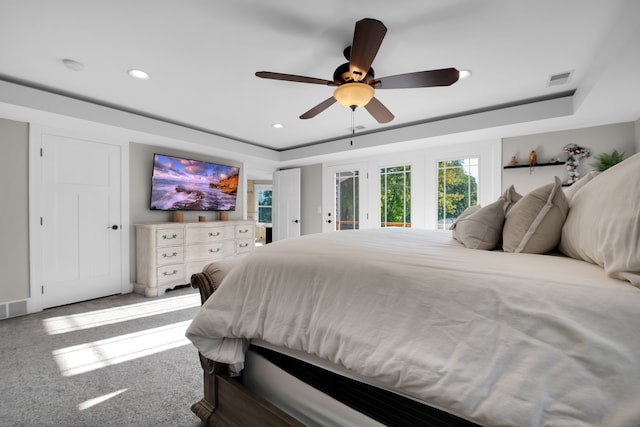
[163,270,178,276]
[162,234,178,240]
[209,248,221,253]
[209,232,221,237]
[239,243,248,248]
[239,229,248,234]
[162,252,178,258]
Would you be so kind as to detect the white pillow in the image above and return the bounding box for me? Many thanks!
[563,170,600,204]
[503,177,569,254]
[559,152,640,286]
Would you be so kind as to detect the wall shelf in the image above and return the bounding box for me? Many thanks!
[503,162,565,169]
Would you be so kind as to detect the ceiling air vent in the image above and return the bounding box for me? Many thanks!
[548,71,573,87]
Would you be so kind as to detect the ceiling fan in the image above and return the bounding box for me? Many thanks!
[255,18,460,124]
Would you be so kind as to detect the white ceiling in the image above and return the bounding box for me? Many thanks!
[1,0,639,165]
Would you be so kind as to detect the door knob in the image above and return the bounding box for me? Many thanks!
[292,219,299,223]
[327,220,332,224]
[108,225,119,230]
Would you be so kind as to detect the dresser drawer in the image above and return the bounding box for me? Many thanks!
[186,241,232,260]
[157,264,185,286]
[156,246,184,266]
[186,226,230,243]
[236,238,254,254]
[156,228,184,247]
[235,224,254,239]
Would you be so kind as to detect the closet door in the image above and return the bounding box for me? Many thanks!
[40,134,122,308]
[273,168,301,242]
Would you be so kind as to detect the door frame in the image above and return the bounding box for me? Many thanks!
[28,124,130,313]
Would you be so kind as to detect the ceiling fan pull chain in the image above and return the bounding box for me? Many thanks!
[350,107,355,146]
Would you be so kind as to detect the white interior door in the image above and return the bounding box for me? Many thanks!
[40,134,122,308]
[324,163,368,232]
[273,168,300,242]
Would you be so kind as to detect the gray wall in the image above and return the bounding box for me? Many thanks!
[129,142,245,283]
[0,118,29,303]
[300,164,323,235]
[502,122,637,194]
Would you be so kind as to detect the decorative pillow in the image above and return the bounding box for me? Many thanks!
[451,200,505,250]
[450,186,522,250]
[563,170,600,204]
[503,176,569,254]
[559,152,640,286]
[501,184,522,214]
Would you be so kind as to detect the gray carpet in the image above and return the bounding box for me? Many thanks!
[0,287,204,426]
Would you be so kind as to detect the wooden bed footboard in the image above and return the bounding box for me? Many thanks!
[190,271,306,427]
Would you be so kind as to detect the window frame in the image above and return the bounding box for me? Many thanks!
[379,164,412,228]
[436,157,479,230]
[254,184,272,225]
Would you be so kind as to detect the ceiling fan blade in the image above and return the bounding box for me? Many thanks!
[256,71,338,86]
[300,97,337,119]
[365,97,394,123]
[374,68,460,89]
[349,18,387,81]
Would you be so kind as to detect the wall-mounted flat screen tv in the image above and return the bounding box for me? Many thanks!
[150,153,239,211]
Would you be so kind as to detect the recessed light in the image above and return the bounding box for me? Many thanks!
[272,123,284,129]
[62,58,84,71]
[127,69,150,80]
[459,69,472,79]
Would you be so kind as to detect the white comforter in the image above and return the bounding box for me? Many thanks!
[186,229,640,427]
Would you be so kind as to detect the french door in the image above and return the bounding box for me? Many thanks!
[324,163,368,232]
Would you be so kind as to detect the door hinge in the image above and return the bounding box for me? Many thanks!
[40,217,43,226]
[40,147,43,157]
[41,286,44,295]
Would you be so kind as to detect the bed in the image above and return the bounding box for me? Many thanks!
[186,152,640,427]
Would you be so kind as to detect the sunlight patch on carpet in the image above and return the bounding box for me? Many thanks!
[53,321,191,376]
[43,293,200,335]
[78,389,128,410]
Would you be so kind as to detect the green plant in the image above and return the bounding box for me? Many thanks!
[590,150,625,171]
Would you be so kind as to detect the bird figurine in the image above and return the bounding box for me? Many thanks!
[529,150,537,174]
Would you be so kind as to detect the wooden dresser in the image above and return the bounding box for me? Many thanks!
[134,221,254,297]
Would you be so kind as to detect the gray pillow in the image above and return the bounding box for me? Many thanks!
[503,176,569,254]
[451,200,505,250]
[501,184,522,214]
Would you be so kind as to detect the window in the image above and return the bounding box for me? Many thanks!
[380,165,411,228]
[437,158,478,229]
[255,185,272,224]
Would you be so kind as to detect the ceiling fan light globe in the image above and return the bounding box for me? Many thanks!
[333,83,374,109]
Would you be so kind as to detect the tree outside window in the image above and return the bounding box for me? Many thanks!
[437,158,478,229]
[380,165,411,228]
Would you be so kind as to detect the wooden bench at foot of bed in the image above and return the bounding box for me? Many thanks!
[190,270,306,427]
